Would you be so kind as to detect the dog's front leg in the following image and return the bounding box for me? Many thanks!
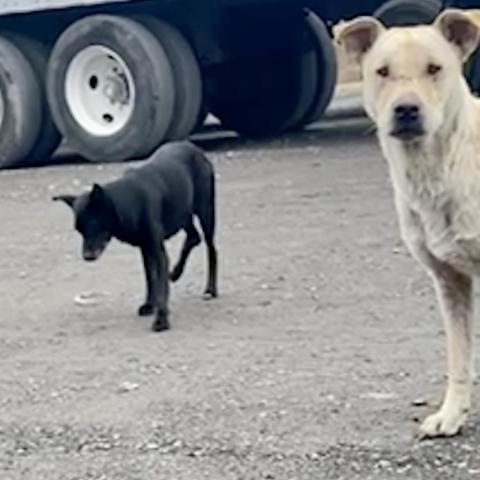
[138,247,157,316]
[395,197,474,437]
[420,265,474,438]
[151,240,170,332]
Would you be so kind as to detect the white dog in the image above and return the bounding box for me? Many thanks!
[337,9,480,438]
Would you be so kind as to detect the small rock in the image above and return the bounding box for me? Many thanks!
[95,442,112,451]
[411,398,429,407]
[74,291,107,306]
[118,381,139,393]
[377,459,392,469]
[362,391,397,400]
[172,439,183,449]
[141,442,159,451]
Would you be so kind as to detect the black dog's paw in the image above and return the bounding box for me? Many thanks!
[169,267,182,282]
[151,319,170,332]
[138,303,154,316]
[152,312,170,332]
[202,288,218,301]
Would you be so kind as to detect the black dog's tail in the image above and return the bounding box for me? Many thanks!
[190,145,216,236]
[208,170,216,235]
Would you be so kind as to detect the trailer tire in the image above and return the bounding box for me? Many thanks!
[283,31,318,130]
[47,15,175,162]
[465,49,480,93]
[5,34,61,166]
[300,11,337,126]
[209,47,318,138]
[374,0,441,27]
[136,17,202,140]
[0,37,42,169]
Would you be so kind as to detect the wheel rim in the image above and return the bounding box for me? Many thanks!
[65,45,136,137]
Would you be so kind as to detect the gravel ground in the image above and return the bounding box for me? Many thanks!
[1,119,480,479]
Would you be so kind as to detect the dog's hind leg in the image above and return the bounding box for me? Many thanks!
[138,247,157,316]
[152,241,170,332]
[419,265,474,438]
[170,221,201,282]
[196,180,218,299]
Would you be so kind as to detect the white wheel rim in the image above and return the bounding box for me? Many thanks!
[65,45,136,137]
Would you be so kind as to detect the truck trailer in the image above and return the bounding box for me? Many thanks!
[0,0,342,168]
[0,0,471,169]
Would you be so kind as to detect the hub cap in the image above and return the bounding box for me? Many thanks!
[65,45,136,137]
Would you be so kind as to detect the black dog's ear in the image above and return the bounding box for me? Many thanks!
[90,183,105,204]
[52,194,76,208]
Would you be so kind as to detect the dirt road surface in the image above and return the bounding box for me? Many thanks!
[1,118,480,479]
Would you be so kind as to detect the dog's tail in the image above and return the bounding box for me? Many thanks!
[191,143,215,192]
[191,146,216,237]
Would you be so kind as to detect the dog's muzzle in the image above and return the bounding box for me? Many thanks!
[390,103,425,140]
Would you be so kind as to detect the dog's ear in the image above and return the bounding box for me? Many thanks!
[435,9,480,63]
[335,16,385,64]
[52,194,76,208]
[89,183,105,204]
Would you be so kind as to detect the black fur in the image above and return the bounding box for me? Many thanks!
[54,141,218,332]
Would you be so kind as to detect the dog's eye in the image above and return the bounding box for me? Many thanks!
[376,66,389,78]
[427,63,442,75]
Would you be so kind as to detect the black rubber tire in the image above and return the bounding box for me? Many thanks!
[47,15,175,162]
[0,37,42,169]
[209,42,318,138]
[5,34,61,167]
[283,25,318,130]
[465,49,480,93]
[300,11,337,126]
[136,16,203,140]
[374,0,442,27]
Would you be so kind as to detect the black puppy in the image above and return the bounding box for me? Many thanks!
[54,141,218,332]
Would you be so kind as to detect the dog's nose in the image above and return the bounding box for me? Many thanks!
[394,103,420,123]
[391,100,424,140]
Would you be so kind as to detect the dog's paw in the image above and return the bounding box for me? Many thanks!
[202,288,218,301]
[418,407,467,439]
[151,313,170,332]
[138,303,154,316]
[152,320,170,332]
